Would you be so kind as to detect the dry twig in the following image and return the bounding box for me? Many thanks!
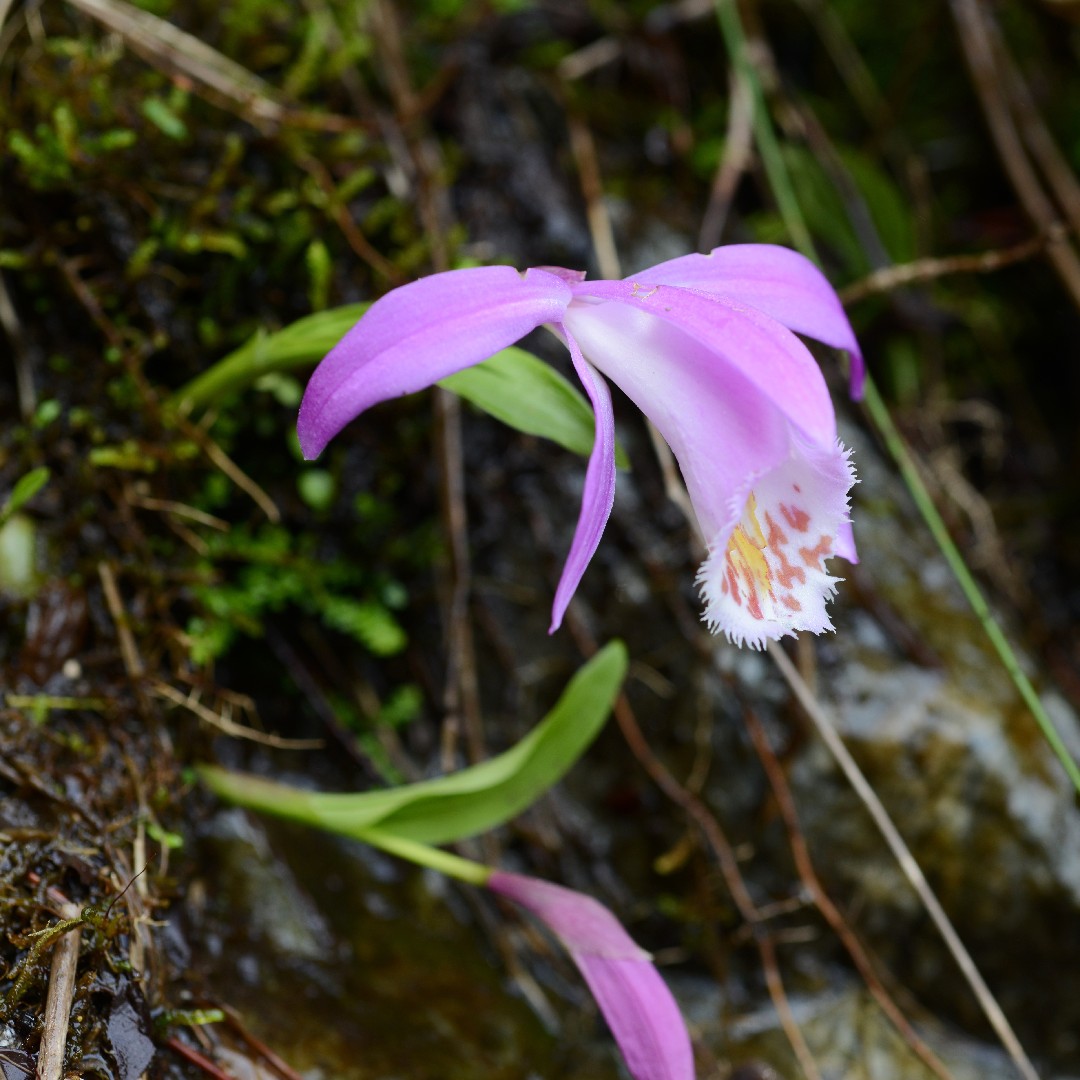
[948,0,1080,308]
[36,901,82,1080]
[766,641,1040,1080]
[369,0,486,770]
[150,680,324,750]
[742,708,955,1080]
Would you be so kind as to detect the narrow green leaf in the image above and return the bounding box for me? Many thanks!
[200,640,628,845]
[170,306,628,467]
[170,304,370,414]
[0,466,50,526]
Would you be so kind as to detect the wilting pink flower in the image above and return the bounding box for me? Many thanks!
[298,245,861,647]
[488,871,694,1080]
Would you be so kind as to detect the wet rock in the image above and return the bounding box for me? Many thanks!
[788,423,1080,1057]
[683,972,1052,1080]
[191,810,617,1079]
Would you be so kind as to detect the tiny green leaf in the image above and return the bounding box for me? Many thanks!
[171,305,371,413]
[200,640,627,845]
[1,466,50,525]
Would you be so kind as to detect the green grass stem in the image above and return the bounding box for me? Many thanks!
[714,0,1080,796]
[355,827,492,887]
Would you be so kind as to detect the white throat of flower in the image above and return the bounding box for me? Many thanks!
[697,441,855,649]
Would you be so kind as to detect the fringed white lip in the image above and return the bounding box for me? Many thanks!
[698,438,856,649]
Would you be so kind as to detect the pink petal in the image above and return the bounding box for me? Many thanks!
[297,266,572,458]
[578,956,696,1080]
[636,245,864,398]
[573,280,837,446]
[550,323,617,633]
[563,299,856,646]
[563,296,792,543]
[488,872,694,1080]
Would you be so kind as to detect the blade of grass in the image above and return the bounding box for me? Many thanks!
[712,0,1080,796]
[714,3,1045,1076]
[861,377,1080,794]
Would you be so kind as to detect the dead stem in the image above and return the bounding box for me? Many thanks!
[699,66,755,251]
[839,230,1063,303]
[766,640,1040,1080]
[566,114,621,280]
[984,17,1080,243]
[65,0,286,130]
[293,152,403,283]
[150,680,324,750]
[742,707,956,1080]
[948,0,1080,309]
[98,561,146,680]
[220,1004,307,1080]
[165,1036,235,1079]
[370,0,486,769]
[36,901,82,1080]
[0,271,34,419]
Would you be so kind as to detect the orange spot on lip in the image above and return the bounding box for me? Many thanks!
[799,535,832,569]
[780,503,811,533]
[745,581,764,620]
[765,513,807,590]
[781,594,803,612]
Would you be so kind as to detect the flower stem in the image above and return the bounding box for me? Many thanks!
[356,827,492,887]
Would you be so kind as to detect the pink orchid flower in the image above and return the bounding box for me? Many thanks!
[297,245,861,648]
[488,871,694,1080]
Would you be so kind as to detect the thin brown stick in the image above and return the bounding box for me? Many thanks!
[128,493,230,531]
[564,612,821,1080]
[65,0,284,129]
[294,152,403,283]
[150,680,324,750]
[369,0,485,769]
[165,1037,237,1080]
[766,641,1040,1080]
[566,114,621,280]
[98,561,145,680]
[948,0,1080,308]
[699,66,755,251]
[839,229,1064,303]
[0,272,34,419]
[743,708,955,1080]
[985,20,1080,243]
[220,1004,306,1080]
[36,902,82,1080]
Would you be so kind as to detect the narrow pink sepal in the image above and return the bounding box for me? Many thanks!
[549,324,617,633]
[636,244,865,398]
[489,871,695,1080]
[297,266,571,458]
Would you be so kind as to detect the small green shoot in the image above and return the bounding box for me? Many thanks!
[0,467,50,527]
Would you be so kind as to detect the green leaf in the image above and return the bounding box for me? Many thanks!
[170,304,371,414]
[170,306,628,467]
[441,346,630,469]
[200,640,627,845]
[0,466,50,526]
